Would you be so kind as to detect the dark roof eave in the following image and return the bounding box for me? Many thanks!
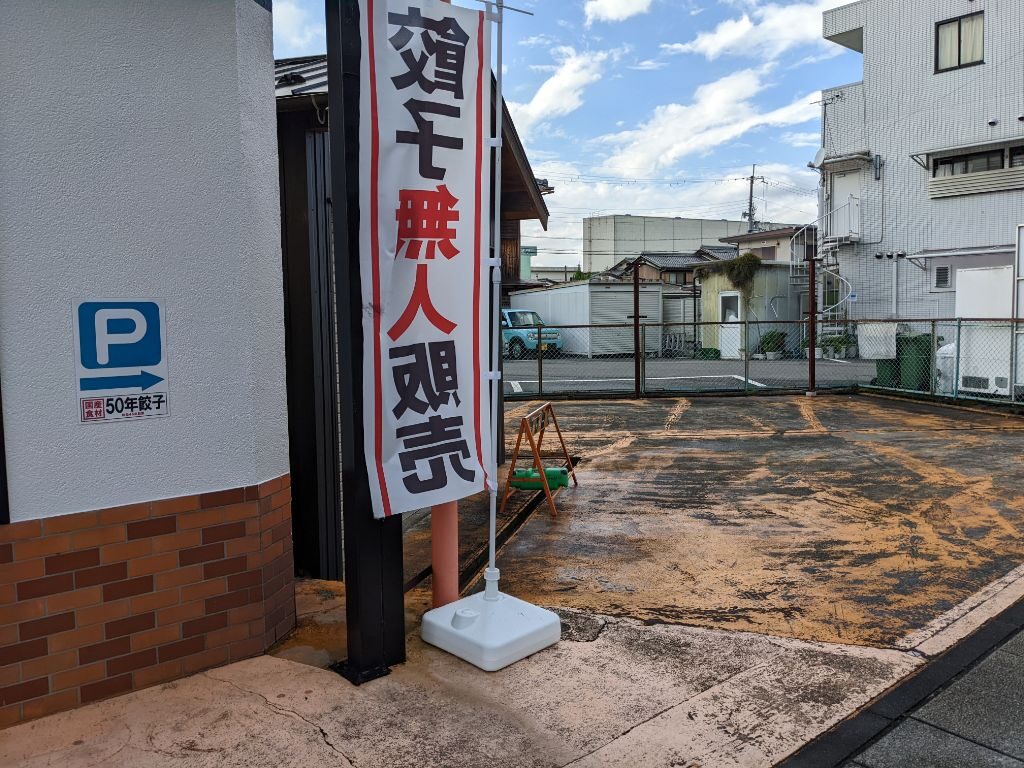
[719,226,810,244]
[273,57,549,229]
[495,76,549,230]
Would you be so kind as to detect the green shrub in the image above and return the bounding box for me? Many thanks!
[699,347,722,360]
[758,330,787,353]
[695,252,762,309]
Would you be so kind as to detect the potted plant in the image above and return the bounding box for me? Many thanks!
[759,330,787,361]
[817,337,830,358]
[819,335,843,359]
[842,332,858,359]
[800,338,823,359]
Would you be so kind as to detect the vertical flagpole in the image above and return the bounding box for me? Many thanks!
[421,0,559,672]
[483,0,504,602]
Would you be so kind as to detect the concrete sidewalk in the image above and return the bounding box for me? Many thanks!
[846,627,1024,768]
[0,614,917,768]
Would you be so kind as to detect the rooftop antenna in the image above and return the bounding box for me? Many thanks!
[421,0,561,672]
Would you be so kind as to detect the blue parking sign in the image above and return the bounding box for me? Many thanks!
[78,302,162,369]
[73,299,170,423]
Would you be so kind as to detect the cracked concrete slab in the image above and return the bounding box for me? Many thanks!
[0,664,347,768]
[0,611,918,768]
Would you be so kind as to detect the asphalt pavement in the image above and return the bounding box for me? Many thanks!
[503,355,879,396]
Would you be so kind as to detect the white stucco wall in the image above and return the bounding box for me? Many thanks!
[0,0,288,521]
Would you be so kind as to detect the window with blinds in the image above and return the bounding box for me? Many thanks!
[934,265,951,290]
[936,12,984,72]
[1011,147,1024,169]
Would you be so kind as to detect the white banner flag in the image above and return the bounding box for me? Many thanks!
[358,0,492,518]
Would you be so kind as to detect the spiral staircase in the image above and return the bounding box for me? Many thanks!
[789,195,860,338]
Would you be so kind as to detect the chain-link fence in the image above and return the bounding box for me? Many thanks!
[503,318,1024,406]
[502,324,638,397]
[847,319,1019,401]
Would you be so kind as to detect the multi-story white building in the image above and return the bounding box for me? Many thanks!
[814,0,1024,320]
[583,215,795,274]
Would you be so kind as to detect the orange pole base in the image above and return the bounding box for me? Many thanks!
[431,502,459,608]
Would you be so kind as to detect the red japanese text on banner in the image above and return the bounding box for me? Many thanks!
[359,0,492,518]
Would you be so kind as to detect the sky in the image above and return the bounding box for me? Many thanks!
[273,0,864,267]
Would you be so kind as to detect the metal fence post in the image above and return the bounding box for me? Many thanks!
[953,318,962,400]
[536,323,544,397]
[640,325,647,396]
[929,320,937,395]
[806,256,817,395]
[633,263,641,400]
[1010,318,1018,403]
[743,318,750,392]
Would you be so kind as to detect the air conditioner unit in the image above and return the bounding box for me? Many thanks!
[954,266,1014,397]
[957,323,1012,396]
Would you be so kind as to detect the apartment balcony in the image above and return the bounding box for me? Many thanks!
[824,1,865,53]
[823,195,861,244]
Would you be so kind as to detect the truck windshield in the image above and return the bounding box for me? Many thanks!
[506,311,543,327]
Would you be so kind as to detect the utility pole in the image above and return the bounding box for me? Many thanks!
[744,164,766,233]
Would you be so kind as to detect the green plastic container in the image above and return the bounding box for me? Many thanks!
[874,334,933,392]
[875,358,899,388]
[510,467,569,491]
[897,333,932,392]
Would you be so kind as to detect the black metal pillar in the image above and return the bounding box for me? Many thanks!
[326,0,406,684]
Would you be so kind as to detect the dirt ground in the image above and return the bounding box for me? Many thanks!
[492,394,1024,646]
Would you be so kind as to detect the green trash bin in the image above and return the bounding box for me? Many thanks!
[875,358,899,388]
[897,333,932,392]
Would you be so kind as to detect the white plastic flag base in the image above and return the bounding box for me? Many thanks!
[421,591,561,672]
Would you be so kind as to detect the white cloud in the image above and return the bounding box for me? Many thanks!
[273,0,325,56]
[519,34,558,47]
[782,131,821,148]
[584,0,654,26]
[661,0,849,62]
[629,59,667,71]
[507,47,616,137]
[594,68,820,176]
[520,161,819,266]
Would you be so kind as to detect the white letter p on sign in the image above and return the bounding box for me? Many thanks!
[94,308,147,365]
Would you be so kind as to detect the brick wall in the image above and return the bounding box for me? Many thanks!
[0,473,294,727]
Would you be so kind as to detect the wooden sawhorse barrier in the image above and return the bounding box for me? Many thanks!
[500,402,578,517]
